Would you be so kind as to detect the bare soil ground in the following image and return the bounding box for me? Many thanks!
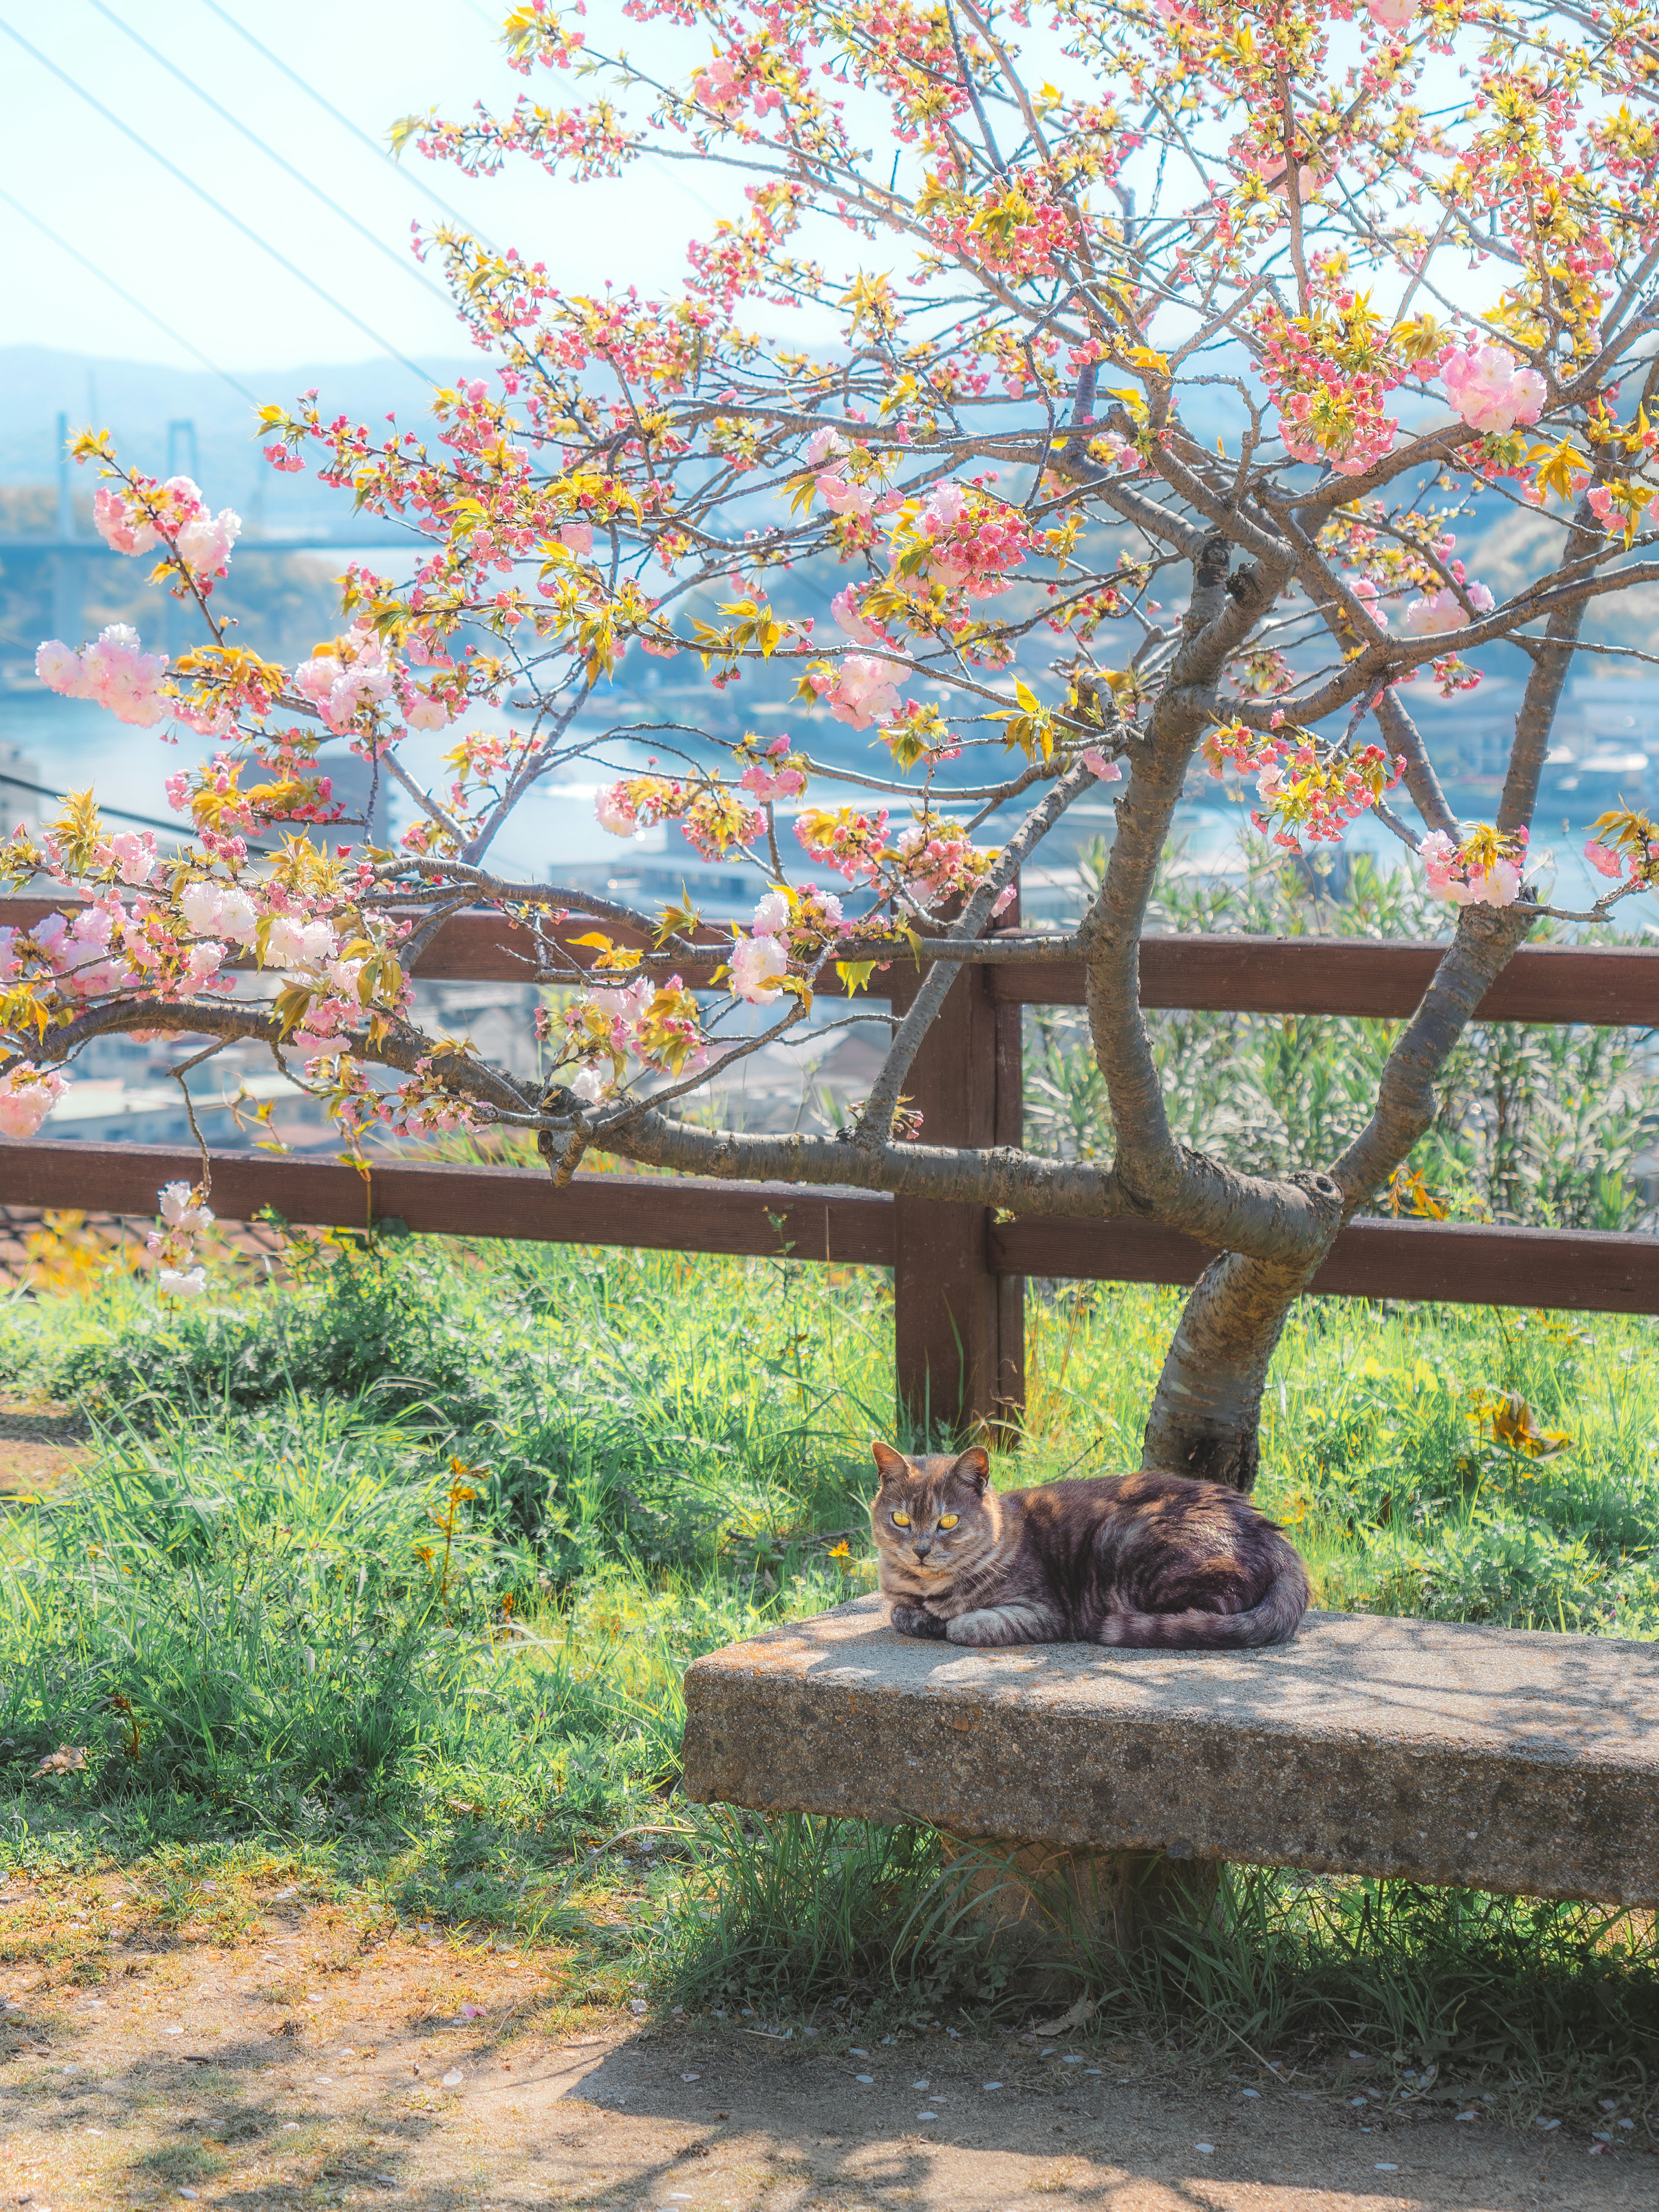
[0,1880,1651,2212]
[0,1403,89,1497]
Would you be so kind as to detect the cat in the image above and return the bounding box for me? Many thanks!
[868,1440,1309,1649]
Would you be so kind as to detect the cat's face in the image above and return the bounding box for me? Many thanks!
[868,1440,998,1581]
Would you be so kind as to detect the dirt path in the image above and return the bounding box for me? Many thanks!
[0,1403,89,1497]
[0,1888,1649,2212]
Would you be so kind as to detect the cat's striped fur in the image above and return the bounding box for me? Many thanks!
[869,1441,1309,1650]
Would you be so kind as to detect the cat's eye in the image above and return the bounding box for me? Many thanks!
[938,1513,959,1529]
[892,1512,911,1527]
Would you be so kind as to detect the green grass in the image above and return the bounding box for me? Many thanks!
[2,1230,1657,2114]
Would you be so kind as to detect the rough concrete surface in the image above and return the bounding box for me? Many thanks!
[682,1596,1659,1904]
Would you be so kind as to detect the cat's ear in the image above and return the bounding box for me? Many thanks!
[951,1446,991,1494]
[871,1439,910,1484]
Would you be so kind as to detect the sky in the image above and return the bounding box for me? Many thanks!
[0,0,720,378]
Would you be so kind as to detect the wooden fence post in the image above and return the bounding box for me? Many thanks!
[890,934,1025,1443]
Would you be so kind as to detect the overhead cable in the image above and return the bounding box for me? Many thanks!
[0,181,261,407]
[197,0,499,252]
[0,771,278,851]
[86,0,459,312]
[0,17,435,385]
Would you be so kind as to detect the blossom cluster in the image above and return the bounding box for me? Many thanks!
[557,972,710,1099]
[294,619,453,737]
[891,480,1034,601]
[729,883,854,1003]
[1441,346,1546,437]
[36,626,170,728]
[594,773,764,855]
[0,1062,67,1141]
[1583,809,1659,891]
[802,654,906,729]
[737,734,808,802]
[147,1179,215,1298]
[792,803,892,885]
[1201,720,1402,851]
[94,473,241,588]
[1420,826,1529,908]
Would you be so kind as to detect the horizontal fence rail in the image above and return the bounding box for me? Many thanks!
[2,897,1658,1423]
[4,897,1658,1023]
[7,1141,1659,1319]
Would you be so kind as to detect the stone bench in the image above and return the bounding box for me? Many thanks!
[681,1593,1659,1916]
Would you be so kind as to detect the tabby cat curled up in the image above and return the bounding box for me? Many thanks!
[869,1441,1309,1650]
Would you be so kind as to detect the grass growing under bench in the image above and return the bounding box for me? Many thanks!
[1,1232,1656,2123]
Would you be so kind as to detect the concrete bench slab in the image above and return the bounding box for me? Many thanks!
[681,1594,1659,1906]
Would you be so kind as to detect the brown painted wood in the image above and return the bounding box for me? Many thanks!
[0,1142,895,1266]
[993,952,1026,1434]
[890,936,1019,1439]
[989,936,1659,1025]
[6,1133,1659,1314]
[6,897,1656,1023]
[990,1214,1659,1316]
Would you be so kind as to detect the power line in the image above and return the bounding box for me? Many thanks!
[0,770,278,850]
[197,0,499,251]
[0,17,434,385]
[86,0,458,313]
[0,181,261,409]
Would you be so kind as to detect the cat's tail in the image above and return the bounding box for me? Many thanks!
[1096,1554,1311,1650]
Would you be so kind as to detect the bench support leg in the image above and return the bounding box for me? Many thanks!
[942,1837,1217,1989]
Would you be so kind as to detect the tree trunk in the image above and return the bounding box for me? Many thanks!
[1141,1243,1324,1494]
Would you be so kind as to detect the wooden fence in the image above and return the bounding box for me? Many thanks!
[1,894,1657,1425]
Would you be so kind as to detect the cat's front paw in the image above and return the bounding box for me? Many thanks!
[889,1602,949,1640]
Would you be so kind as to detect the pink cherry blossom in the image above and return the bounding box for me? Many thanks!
[157,1267,207,1298]
[804,427,849,467]
[158,1179,215,1235]
[1585,840,1624,879]
[175,504,241,580]
[819,473,876,518]
[731,933,788,1002]
[404,691,453,731]
[180,880,226,933]
[560,521,594,555]
[808,655,904,729]
[1441,345,1547,435]
[695,54,744,109]
[0,1063,67,1139]
[105,831,157,887]
[1420,828,1526,907]
[1368,0,1417,26]
[94,486,160,556]
[750,890,791,935]
[34,639,83,694]
[831,586,884,645]
[595,784,639,836]
[1352,579,1389,628]
[293,621,395,733]
[1079,750,1122,782]
[264,916,337,970]
[1235,139,1325,200]
[37,626,170,728]
[1404,582,1494,636]
[218,887,259,944]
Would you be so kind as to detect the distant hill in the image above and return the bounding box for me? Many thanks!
[0,346,465,527]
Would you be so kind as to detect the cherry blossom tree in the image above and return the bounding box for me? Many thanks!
[7,0,1659,1487]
